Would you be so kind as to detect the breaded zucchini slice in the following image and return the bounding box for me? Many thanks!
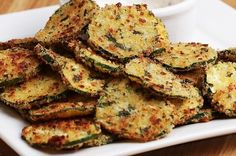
[218,48,236,62]
[206,62,236,117]
[124,57,200,99]
[28,100,96,122]
[96,79,174,142]
[35,0,98,44]
[0,37,38,50]
[69,40,122,75]
[169,94,204,125]
[88,3,169,62]
[151,43,217,72]
[35,44,104,96]
[0,47,41,88]
[0,73,68,110]
[22,119,101,150]
[186,109,215,124]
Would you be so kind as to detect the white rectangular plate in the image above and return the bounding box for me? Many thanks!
[0,0,236,156]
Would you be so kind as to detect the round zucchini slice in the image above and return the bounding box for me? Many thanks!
[35,44,105,96]
[0,73,68,110]
[218,48,236,62]
[35,0,98,44]
[22,119,101,150]
[28,100,96,122]
[152,43,217,72]
[96,78,174,142]
[88,3,169,62]
[169,94,204,125]
[0,47,41,88]
[70,40,122,76]
[124,57,200,99]
[206,62,236,117]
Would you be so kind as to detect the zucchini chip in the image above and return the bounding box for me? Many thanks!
[169,94,204,125]
[206,62,236,117]
[35,44,105,96]
[88,4,169,62]
[22,119,101,150]
[0,37,38,50]
[0,47,41,88]
[218,48,236,62]
[186,109,215,124]
[152,43,217,72]
[96,79,174,142]
[124,57,200,99]
[29,100,96,122]
[35,0,98,44]
[0,73,68,110]
[69,40,122,75]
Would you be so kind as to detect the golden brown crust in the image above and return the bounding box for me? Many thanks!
[152,43,217,72]
[124,57,200,99]
[0,47,41,88]
[35,0,98,44]
[88,4,169,62]
[0,73,68,110]
[69,40,122,75]
[22,119,101,149]
[206,62,236,117]
[96,78,174,142]
[34,44,105,96]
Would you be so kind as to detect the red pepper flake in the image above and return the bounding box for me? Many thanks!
[108,28,114,33]
[140,12,144,16]
[160,72,166,75]
[108,44,117,51]
[139,18,146,23]
[149,115,161,125]
[128,14,134,18]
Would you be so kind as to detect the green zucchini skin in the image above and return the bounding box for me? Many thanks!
[0,73,68,110]
[21,119,101,150]
[151,43,217,72]
[69,40,122,76]
[28,100,96,122]
[34,44,105,96]
[84,132,116,147]
[186,109,214,124]
[0,47,41,88]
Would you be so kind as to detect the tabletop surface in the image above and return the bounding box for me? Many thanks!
[0,0,236,156]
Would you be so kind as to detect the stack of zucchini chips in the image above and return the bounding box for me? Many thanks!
[0,0,235,151]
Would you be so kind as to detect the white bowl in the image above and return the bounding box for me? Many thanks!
[152,0,197,42]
